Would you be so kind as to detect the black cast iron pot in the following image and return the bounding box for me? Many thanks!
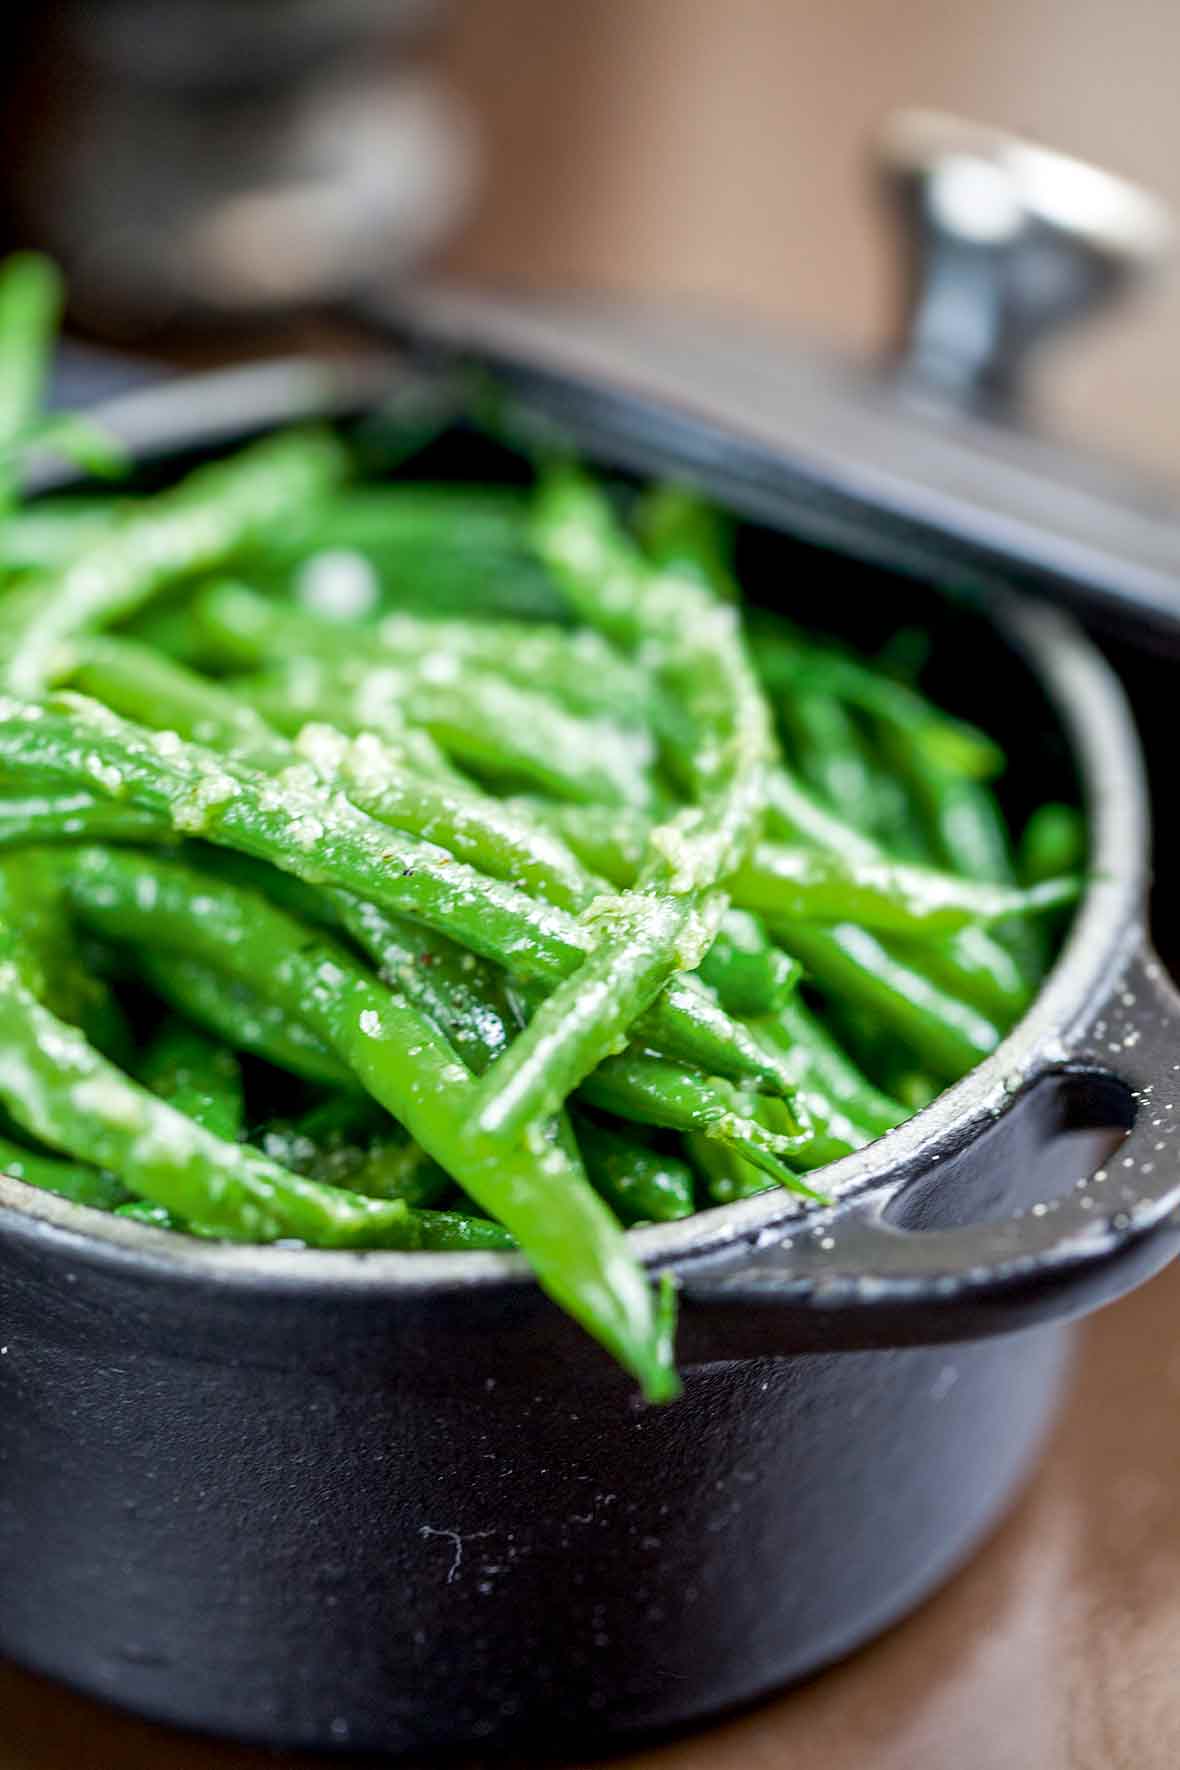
[1,330,1180,1758]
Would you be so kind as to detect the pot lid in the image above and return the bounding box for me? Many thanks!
[382,112,1180,649]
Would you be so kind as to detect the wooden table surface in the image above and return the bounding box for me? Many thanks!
[4,1252,1179,1770]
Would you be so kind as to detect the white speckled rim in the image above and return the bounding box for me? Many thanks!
[0,365,1150,1296]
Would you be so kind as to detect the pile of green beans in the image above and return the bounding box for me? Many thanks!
[0,254,1085,1398]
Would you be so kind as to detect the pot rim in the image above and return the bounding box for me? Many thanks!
[0,363,1149,1297]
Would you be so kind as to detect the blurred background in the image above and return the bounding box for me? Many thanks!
[1,0,1177,476]
[440,0,1180,478]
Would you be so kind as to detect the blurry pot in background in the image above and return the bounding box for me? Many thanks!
[0,0,475,340]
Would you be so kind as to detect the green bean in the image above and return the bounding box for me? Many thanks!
[86,637,490,819]
[555,477,771,840]
[74,842,799,1184]
[292,541,564,624]
[530,467,661,649]
[471,890,724,1142]
[198,846,516,1069]
[771,920,1002,1081]
[261,1111,452,1208]
[288,1093,384,1147]
[785,690,937,859]
[1018,802,1087,887]
[853,765,937,866]
[638,483,738,599]
[892,1071,941,1112]
[294,724,595,911]
[240,656,657,809]
[642,498,996,851]
[885,926,1029,1023]
[330,897,519,1076]
[259,1097,477,1213]
[886,728,1052,986]
[578,1053,818,1195]
[469,466,777,1144]
[397,1208,517,1252]
[776,755,911,869]
[291,925,657,1226]
[70,632,462,788]
[0,850,132,1060]
[0,1132,127,1210]
[876,728,1017,904]
[0,705,585,981]
[483,485,786,1139]
[7,769,1049,956]
[51,845,676,1397]
[777,688,883,835]
[348,389,460,479]
[228,856,788,1126]
[741,1031,885,1168]
[766,767,1032,1020]
[255,1098,380,1184]
[733,843,1078,936]
[749,617,1003,780]
[772,998,905,1138]
[277,484,529,550]
[0,696,787,1095]
[208,828,792,1056]
[0,942,433,1246]
[67,636,289,769]
[195,580,656,725]
[252,485,566,622]
[14,411,128,485]
[0,499,124,572]
[725,1020,875,1171]
[123,1166,504,1246]
[111,1183,507,1247]
[347,765,790,1014]
[120,594,223,669]
[0,852,76,1010]
[685,1132,778,1204]
[334,906,795,1178]
[699,909,801,1016]
[139,1016,244,1141]
[79,644,538,897]
[644,510,1031,1024]
[0,787,170,848]
[903,757,1017,885]
[506,797,650,887]
[574,1116,695,1224]
[138,951,356,1089]
[0,429,346,696]
[765,766,882,863]
[192,849,741,1160]
[511,789,1040,1011]
[34,639,508,909]
[373,614,655,725]
[0,253,63,510]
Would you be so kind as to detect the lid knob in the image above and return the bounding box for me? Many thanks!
[877,109,1173,417]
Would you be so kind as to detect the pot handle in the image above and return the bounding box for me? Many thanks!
[679,938,1180,1359]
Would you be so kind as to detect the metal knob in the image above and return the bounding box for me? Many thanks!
[877,109,1173,417]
